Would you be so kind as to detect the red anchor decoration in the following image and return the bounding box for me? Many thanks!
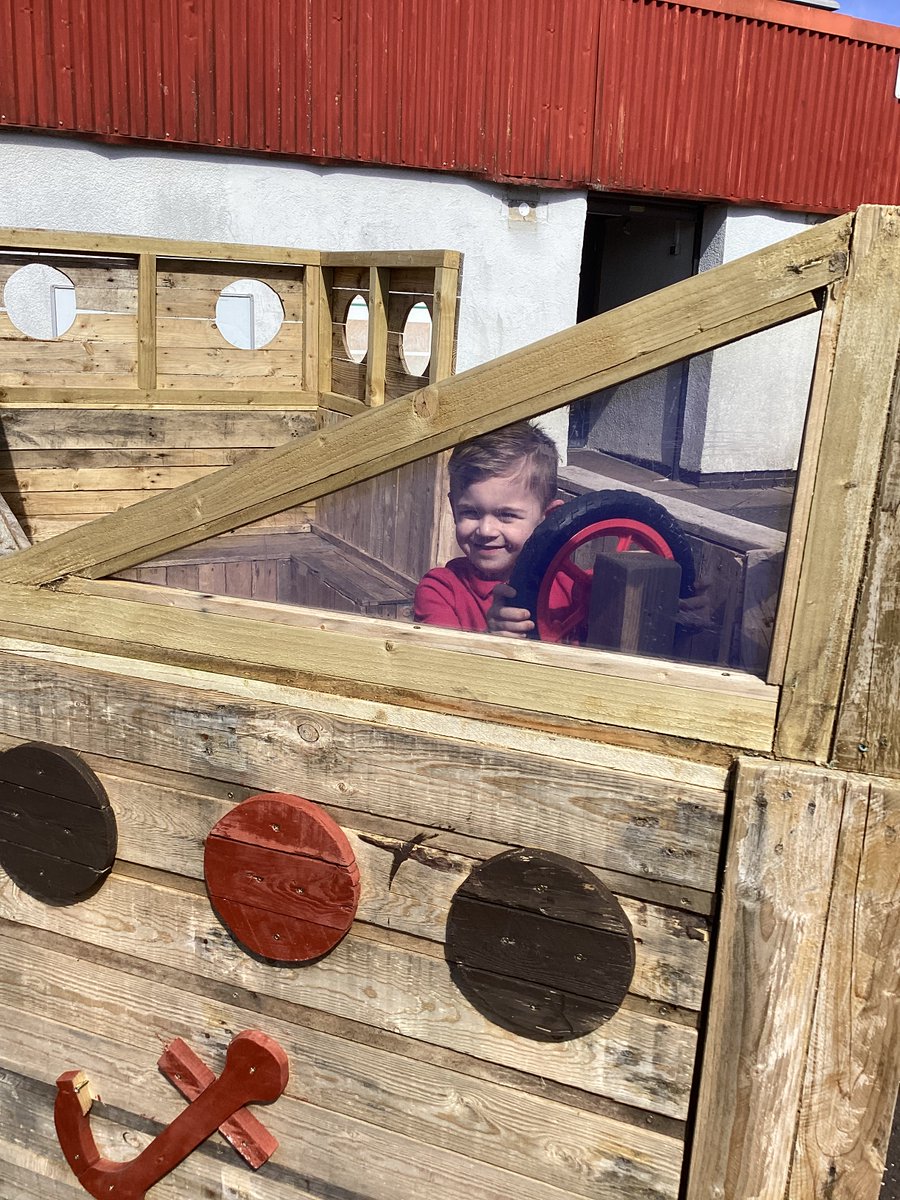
[54,1030,289,1199]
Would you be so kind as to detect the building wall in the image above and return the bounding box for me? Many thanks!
[680,207,822,477]
[0,133,588,449]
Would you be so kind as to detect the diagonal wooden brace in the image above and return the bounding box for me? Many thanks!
[158,1037,279,1169]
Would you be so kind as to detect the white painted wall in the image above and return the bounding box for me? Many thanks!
[0,133,586,450]
[680,206,822,476]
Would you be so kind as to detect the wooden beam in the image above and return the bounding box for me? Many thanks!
[0,226,322,265]
[833,364,900,777]
[684,758,847,1200]
[775,206,900,763]
[0,579,779,750]
[0,214,849,586]
[0,387,319,409]
[136,253,157,391]
[321,250,461,268]
[303,265,333,395]
[787,776,900,1199]
[428,264,459,385]
[365,267,389,406]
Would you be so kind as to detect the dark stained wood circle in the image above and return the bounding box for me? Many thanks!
[0,741,117,904]
[445,848,635,1041]
[204,792,360,964]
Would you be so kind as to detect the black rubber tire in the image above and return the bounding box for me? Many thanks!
[507,490,696,641]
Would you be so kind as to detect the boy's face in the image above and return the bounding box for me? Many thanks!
[451,468,548,581]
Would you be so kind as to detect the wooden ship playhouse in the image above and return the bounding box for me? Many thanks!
[0,206,896,1200]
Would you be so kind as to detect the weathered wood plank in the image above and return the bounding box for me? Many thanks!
[0,634,732,789]
[0,407,316,449]
[0,579,779,749]
[0,932,683,1199]
[0,645,725,892]
[833,369,900,778]
[0,215,848,584]
[776,206,900,762]
[137,253,157,391]
[0,388,319,409]
[0,225,322,264]
[684,759,847,1200]
[0,865,697,1117]
[787,776,900,1200]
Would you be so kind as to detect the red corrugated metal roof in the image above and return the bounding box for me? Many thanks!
[2,0,899,212]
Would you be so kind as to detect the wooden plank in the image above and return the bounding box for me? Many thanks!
[0,642,726,891]
[0,634,730,790]
[0,466,222,492]
[833,371,900,777]
[366,266,389,406]
[0,448,243,469]
[303,265,332,393]
[430,264,459,384]
[0,867,697,1118]
[0,214,845,586]
[321,250,462,269]
[0,578,778,749]
[776,206,900,762]
[0,225,322,265]
[317,390,366,416]
[137,253,156,390]
[787,776,900,1199]
[766,281,844,684]
[155,315,304,353]
[0,408,316,449]
[57,755,707,1010]
[0,387,319,409]
[684,759,847,1200]
[0,934,683,1200]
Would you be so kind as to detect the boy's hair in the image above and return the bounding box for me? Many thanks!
[448,422,559,509]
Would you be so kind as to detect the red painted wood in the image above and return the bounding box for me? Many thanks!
[56,1031,289,1200]
[158,1037,278,1169]
[204,792,360,963]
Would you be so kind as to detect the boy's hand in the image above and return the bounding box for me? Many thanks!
[486,583,535,638]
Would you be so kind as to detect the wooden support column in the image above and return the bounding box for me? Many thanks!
[775,205,900,762]
[137,253,157,391]
[365,267,389,407]
[304,265,333,395]
[685,759,846,1200]
[429,263,462,567]
[787,775,900,1199]
[833,360,900,778]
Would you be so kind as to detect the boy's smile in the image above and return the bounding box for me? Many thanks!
[451,471,547,581]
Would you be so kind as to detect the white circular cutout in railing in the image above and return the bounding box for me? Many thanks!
[215,278,285,350]
[400,300,432,377]
[343,293,369,364]
[3,263,77,339]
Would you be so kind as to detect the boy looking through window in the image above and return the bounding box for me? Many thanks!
[414,422,566,636]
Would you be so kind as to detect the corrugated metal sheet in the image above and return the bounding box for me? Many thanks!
[2,0,899,212]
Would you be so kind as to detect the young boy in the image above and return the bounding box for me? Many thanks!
[414,422,564,636]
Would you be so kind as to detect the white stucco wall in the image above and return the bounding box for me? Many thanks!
[680,206,822,476]
[0,133,587,450]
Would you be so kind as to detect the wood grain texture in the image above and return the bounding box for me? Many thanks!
[0,577,778,750]
[0,934,682,1199]
[137,254,157,391]
[0,226,323,264]
[787,776,900,1200]
[0,645,726,893]
[776,206,900,763]
[0,215,848,585]
[684,759,848,1200]
[834,367,900,778]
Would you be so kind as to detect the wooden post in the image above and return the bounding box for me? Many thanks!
[137,253,157,392]
[587,552,680,655]
[685,759,847,1200]
[304,265,333,395]
[365,267,389,407]
[775,206,900,763]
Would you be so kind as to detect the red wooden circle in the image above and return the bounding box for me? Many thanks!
[204,793,360,964]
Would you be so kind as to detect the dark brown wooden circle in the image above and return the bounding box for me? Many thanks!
[0,741,117,904]
[204,792,361,964]
[445,848,635,1041]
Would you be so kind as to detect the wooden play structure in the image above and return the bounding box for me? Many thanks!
[0,207,896,1199]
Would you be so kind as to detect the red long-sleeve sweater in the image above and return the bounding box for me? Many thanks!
[414,558,497,632]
